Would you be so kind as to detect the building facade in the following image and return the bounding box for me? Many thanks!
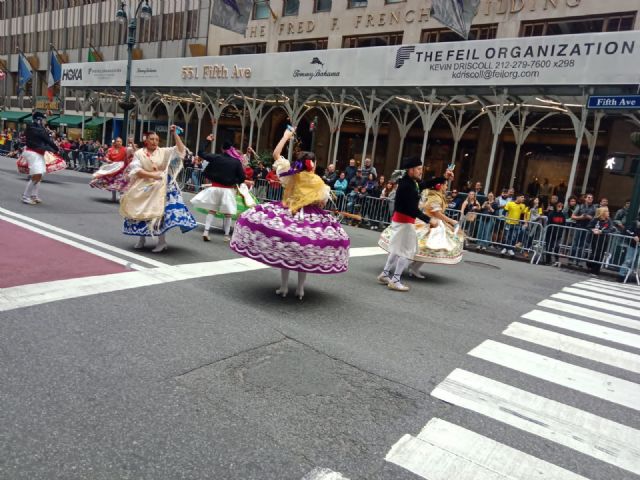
[206,0,640,204]
[0,0,212,108]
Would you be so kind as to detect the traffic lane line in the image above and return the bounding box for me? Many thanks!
[0,218,132,288]
[0,247,386,312]
[0,206,167,268]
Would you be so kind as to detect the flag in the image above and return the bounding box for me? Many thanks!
[431,0,480,40]
[266,1,278,21]
[211,0,253,35]
[17,53,32,96]
[88,46,102,62]
[47,50,62,101]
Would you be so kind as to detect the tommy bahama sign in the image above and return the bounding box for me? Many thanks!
[61,30,640,89]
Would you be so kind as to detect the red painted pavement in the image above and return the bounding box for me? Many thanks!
[0,219,130,288]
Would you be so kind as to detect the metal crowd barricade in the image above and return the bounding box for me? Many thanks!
[252,178,284,202]
[176,166,206,193]
[459,211,545,258]
[533,225,640,278]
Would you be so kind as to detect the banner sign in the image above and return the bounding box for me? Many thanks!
[61,30,640,89]
[588,95,640,110]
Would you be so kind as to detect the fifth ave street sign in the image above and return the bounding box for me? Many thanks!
[588,95,640,109]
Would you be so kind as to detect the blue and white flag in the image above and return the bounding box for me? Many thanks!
[17,53,32,96]
[47,50,62,101]
[211,0,253,35]
[431,0,481,40]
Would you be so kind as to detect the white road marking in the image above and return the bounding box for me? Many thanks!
[302,468,349,480]
[0,247,387,312]
[522,309,640,350]
[538,299,640,331]
[0,214,146,271]
[0,206,167,268]
[586,278,640,292]
[431,369,640,476]
[386,418,589,480]
[562,286,640,309]
[571,282,640,301]
[503,322,640,374]
[469,340,640,411]
[551,292,640,318]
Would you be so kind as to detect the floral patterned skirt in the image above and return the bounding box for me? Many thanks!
[123,179,197,237]
[230,202,350,274]
[90,171,129,192]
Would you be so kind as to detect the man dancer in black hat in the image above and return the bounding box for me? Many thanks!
[21,111,59,204]
[192,134,246,242]
[377,156,451,292]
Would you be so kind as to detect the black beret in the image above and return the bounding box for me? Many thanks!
[400,156,422,170]
[32,111,47,121]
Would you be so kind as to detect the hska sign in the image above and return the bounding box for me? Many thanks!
[62,68,83,81]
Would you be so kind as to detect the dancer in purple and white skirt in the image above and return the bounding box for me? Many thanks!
[230,128,350,300]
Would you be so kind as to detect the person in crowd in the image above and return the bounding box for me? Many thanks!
[596,197,609,209]
[447,188,463,211]
[538,178,554,205]
[586,206,615,275]
[554,180,567,200]
[564,195,578,225]
[119,127,197,252]
[243,163,254,185]
[322,163,338,188]
[545,194,559,214]
[570,192,596,264]
[523,196,544,249]
[190,155,204,192]
[460,190,481,238]
[614,200,631,232]
[618,215,640,282]
[348,169,364,192]
[372,175,386,198]
[265,167,281,200]
[333,171,348,198]
[361,157,377,179]
[252,161,269,182]
[376,157,449,292]
[230,127,350,300]
[59,136,72,168]
[477,192,499,251]
[20,111,61,205]
[344,158,357,183]
[544,201,567,265]
[501,193,527,257]
[526,177,540,198]
[363,173,377,197]
[379,180,396,225]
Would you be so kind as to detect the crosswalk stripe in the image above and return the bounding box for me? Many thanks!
[469,340,640,411]
[302,468,349,480]
[586,278,640,292]
[522,309,640,350]
[562,287,640,309]
[551,292,640,318]
[540,299,640,329]
[386,418,589,480]
[572,282,640,301]
[431,369,640,475]
[503,322,640,374]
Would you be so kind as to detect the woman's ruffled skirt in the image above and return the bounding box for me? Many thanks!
[230,202,350,274]
[379,220,464,265]
[123,180,197,237]
[193,191,258,220]
[90,171,129,192]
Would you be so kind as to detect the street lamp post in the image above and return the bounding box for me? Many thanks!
[116,0,152,142]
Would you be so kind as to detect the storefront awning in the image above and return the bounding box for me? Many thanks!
[0,111,31,122]
[84,117,109,128]
[48,115,87,127]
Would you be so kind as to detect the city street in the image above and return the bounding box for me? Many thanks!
[1,160,639,480]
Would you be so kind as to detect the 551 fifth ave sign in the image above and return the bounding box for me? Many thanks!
[61,31,640,89]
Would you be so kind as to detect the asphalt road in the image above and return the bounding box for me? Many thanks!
[1,159,639,480]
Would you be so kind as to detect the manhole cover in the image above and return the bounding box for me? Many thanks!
[463,260,500,270]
